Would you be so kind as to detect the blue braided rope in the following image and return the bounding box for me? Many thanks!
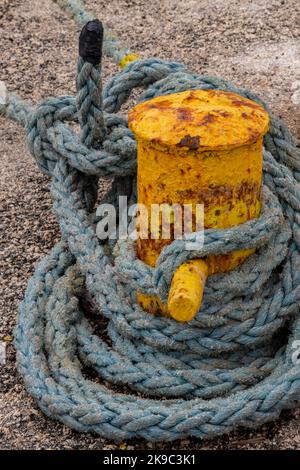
[1,0,300,442]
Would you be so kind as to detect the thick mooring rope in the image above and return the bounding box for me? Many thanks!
[1,0,300,442]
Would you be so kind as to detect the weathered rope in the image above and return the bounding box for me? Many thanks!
[1,2,300,442]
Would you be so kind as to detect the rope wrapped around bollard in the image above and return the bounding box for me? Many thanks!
[2,14,300,442]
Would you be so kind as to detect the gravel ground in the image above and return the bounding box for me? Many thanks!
[1,0,300,450]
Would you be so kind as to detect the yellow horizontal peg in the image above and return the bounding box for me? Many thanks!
[168,259,208,322]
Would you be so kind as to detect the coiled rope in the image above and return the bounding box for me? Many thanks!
[2,0,300,442]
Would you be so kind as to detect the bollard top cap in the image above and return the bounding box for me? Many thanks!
[128,89,269,152]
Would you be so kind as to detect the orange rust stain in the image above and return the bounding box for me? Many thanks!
[197,113,216,126]
[176,107,194,121]
[215,110,231,118]
[145,99,173,110]
[230,98,262,110]
[176,134,200,150]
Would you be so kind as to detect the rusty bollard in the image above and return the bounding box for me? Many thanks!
[128,89,269,322]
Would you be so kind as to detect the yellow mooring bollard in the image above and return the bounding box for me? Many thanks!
[128,89,270,322]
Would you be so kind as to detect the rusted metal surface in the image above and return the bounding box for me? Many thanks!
[129,89,270,321]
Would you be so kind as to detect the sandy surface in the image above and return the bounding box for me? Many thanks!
[0,0,300,450]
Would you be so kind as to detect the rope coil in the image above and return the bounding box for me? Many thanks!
[2,3,300,442]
